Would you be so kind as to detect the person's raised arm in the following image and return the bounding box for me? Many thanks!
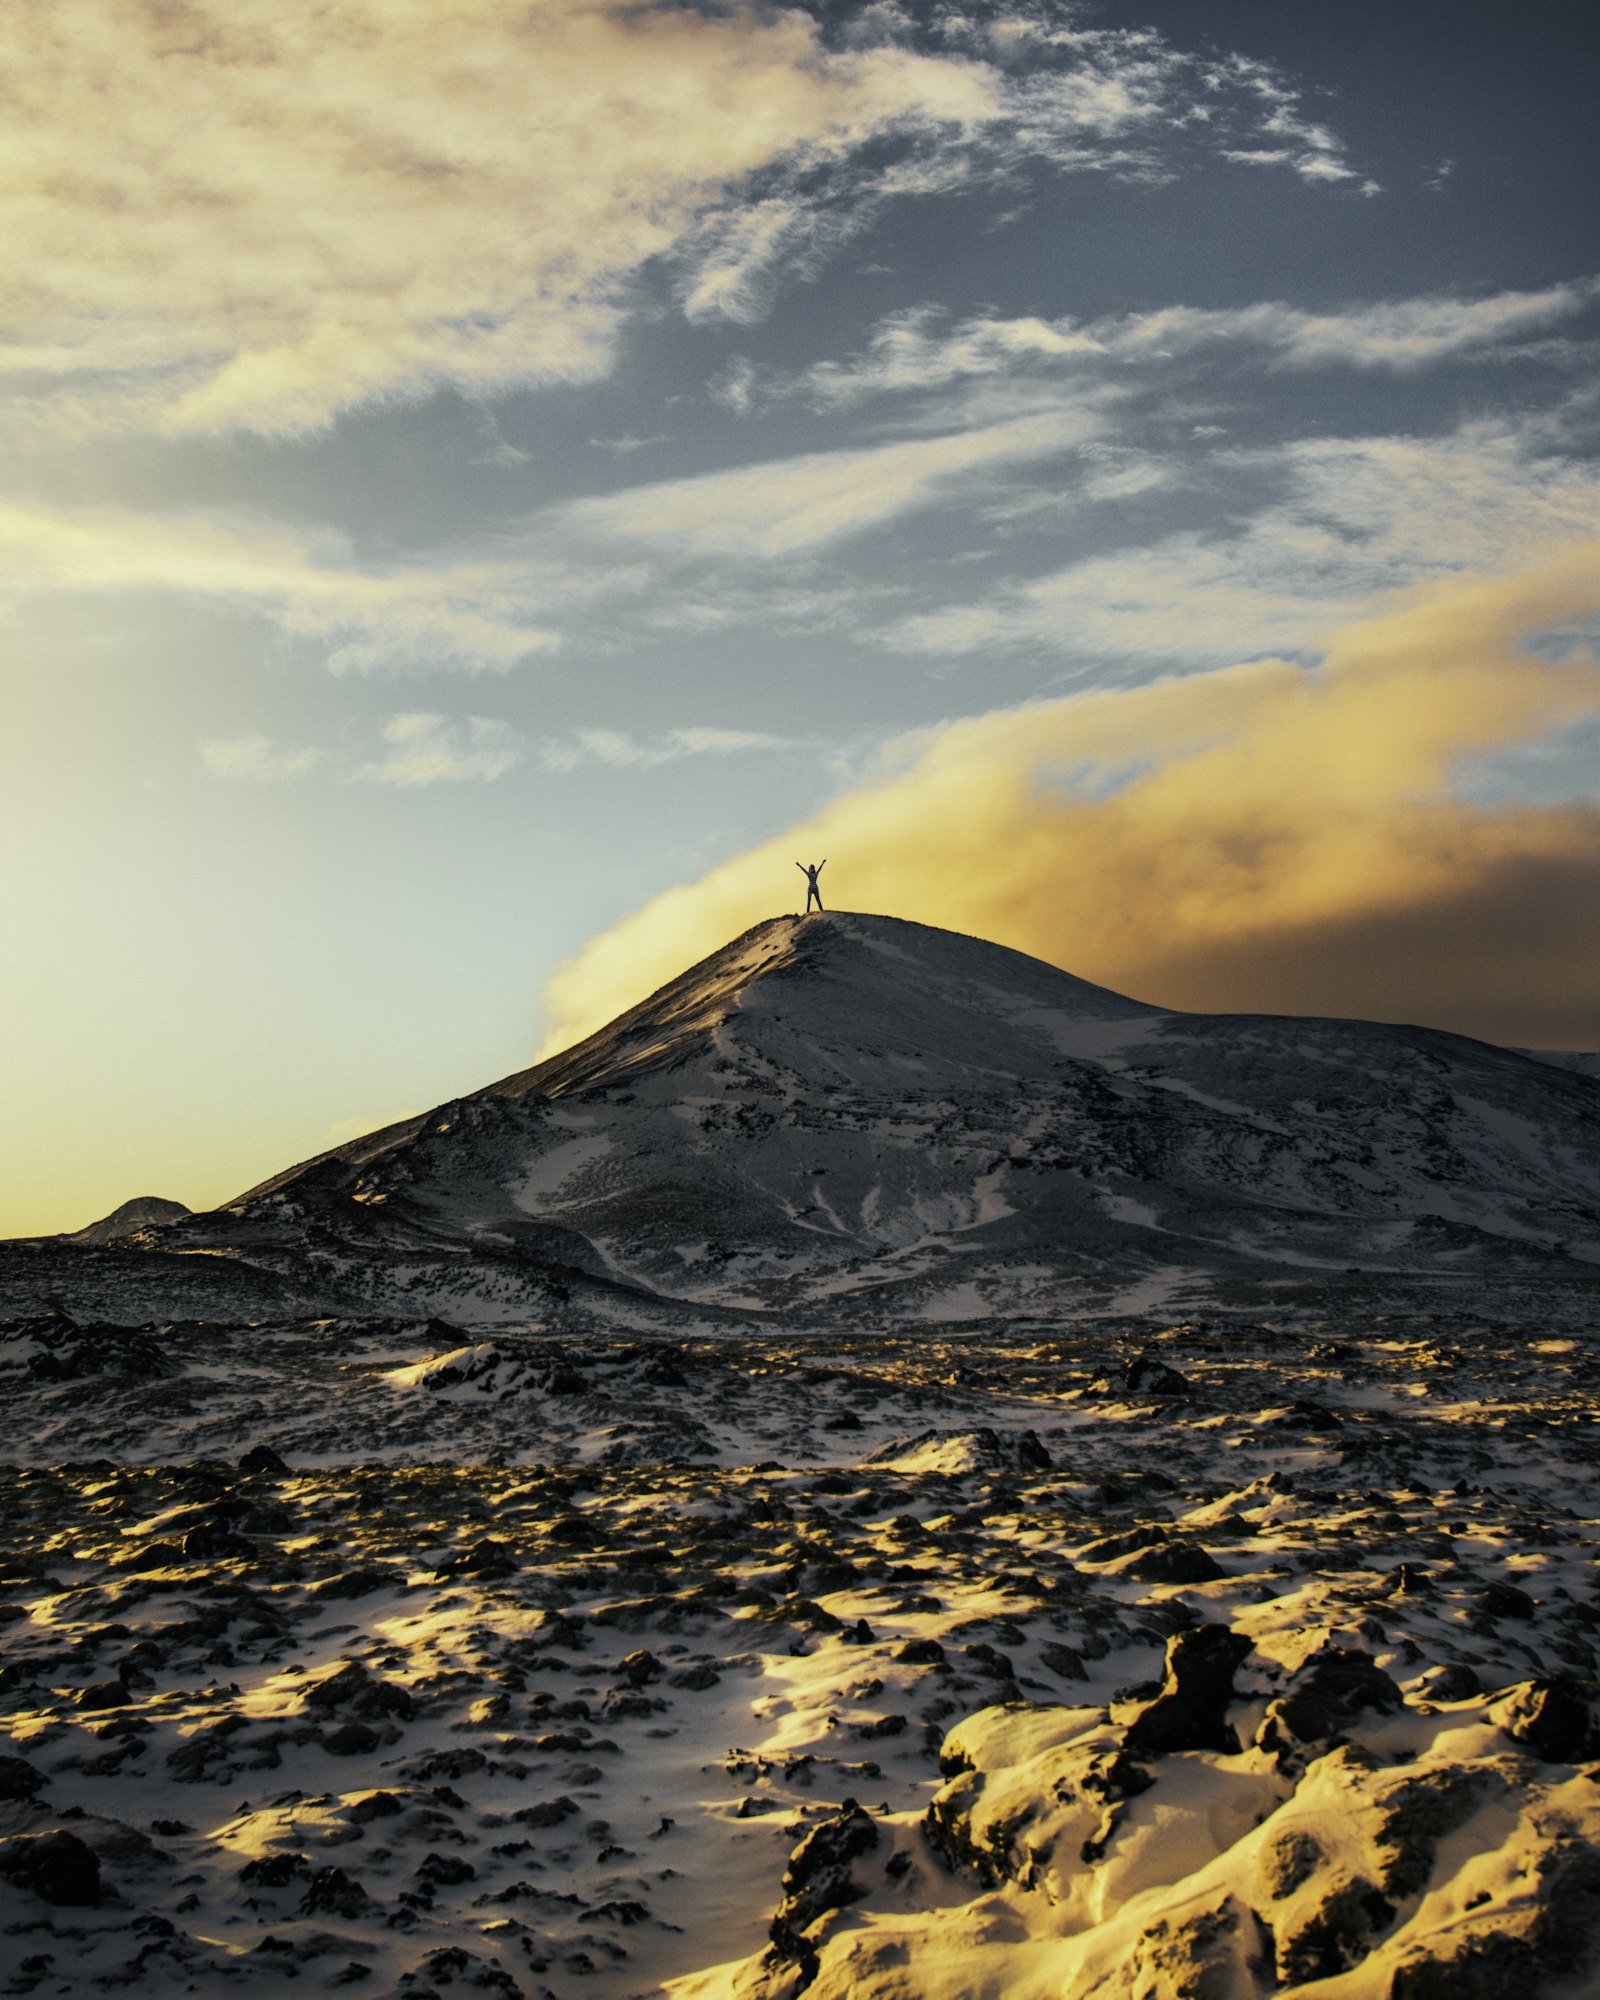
[818,860,826,872]
[795,861,806,874]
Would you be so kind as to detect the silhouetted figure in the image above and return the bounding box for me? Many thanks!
[797,859,826,912]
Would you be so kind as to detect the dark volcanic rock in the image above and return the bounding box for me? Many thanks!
[1423,1663,1482,1702]
[302,1659,415,1722]
[310,1567,395,1600]
[1271,1398,1342,1430]
[768,1799,881,1981]
[74,1679,130,1711]
[0,1830,102,1905]
[1123,1540,1224,1585]
[347,1791,404,1823]
[1375,1766,1499,1899]
[1480,1580,1537,1622]
[20,1317,174,1381]
[0,1755,45,1801]
[1124,1623,1253,1757]
[182,1520,254,1561]
[1278,1878,1397,1984]
[617,1647,665,1687]
[1120,1354,1189,1397]
[1039,1640,1088,1682]
[416,1852,477,1887]
[1259,1647,1404,1753]
[303,1865,376,1916]
[109,1537,185,1572]
[439,1536,518,1580]
[1388,1932,1539,1998]
[1081,1524,1169,1564]
[509,1796,578,1828]
[1496,1677,1600,1764]
[240,1852,309,1888]
[323,1720,382,1756]
[895,1638,947,1665]
[239,1443,290,1477]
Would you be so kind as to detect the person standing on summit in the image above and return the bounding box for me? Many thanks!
[797,859,826,913]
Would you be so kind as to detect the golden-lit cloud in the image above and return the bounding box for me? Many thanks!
[0,1,1367,437]
[540,543,1600,1055]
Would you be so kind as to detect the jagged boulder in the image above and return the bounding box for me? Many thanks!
[1124,1623,1253,1757]
[0,1755,45,1801]
[0,1830,102,1905]
[300,1659,415,1723]
[239,1443,290,1477]
[1120,1354,1190,1397]
[765,1800,880,1988]
[1258,1646,1403,1754]
[302,1864,376,1916]
[1493,1676,1599,1763]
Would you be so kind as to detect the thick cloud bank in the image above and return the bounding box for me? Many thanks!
[542,546,1600,1053]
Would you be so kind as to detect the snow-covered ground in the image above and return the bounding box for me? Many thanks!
[1,1317,1596,1998]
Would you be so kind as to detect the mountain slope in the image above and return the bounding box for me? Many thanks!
[156,911,1600,1327]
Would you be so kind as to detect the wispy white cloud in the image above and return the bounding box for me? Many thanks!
[351,714,522,788]
[888,424,1600,663]
[539,727,795,772]
[1206,55,1377,191]
[0,0,1371,438]
[0,500,560,671]
[201,718,794,788]
[567,404,1109,556]
[589,434,669,458]
[200,737,322,783]
[796,281,1600,408]
[203,715,523,787]
[803,308,1108,407]
[1110,284,1600,371]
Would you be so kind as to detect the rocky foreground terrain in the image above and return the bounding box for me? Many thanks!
[1,1313,1597,1999]
[3,916,1598,1995]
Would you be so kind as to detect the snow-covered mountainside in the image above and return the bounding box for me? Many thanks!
[41,909,1592,1332]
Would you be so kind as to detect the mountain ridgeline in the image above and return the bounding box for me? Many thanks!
[31,910,1600,1330]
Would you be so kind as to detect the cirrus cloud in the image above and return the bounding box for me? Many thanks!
[796,281,1600,409]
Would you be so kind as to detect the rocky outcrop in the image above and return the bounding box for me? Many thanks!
[1124,1623,1253,1757]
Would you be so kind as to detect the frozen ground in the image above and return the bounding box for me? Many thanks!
[2,916,1597,1996]
[1,1317,1597,1998]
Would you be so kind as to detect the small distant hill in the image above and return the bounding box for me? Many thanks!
[70,1196,191,1245]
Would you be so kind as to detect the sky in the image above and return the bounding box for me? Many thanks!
[5,0,1600,1237]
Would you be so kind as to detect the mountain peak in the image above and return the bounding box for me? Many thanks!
[510,910,1155,1106]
